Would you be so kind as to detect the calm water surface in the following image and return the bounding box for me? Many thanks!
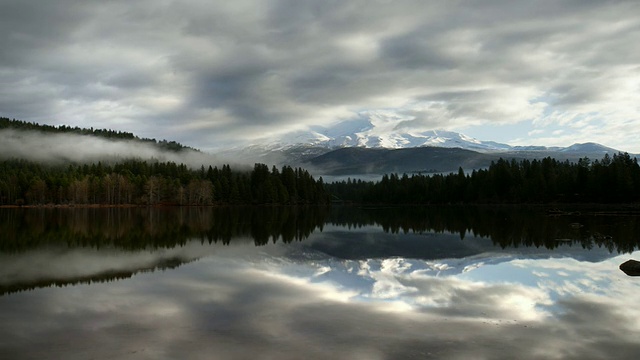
[1,206,639,359]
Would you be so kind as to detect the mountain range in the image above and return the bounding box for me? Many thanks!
[236,118,626,177]
[250,117,618,153]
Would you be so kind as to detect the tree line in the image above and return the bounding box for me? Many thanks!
[0,159,329,206]
[327,153,640,204]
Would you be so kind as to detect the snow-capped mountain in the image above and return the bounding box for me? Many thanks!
[250,115,627,156]
[252,117,513,152]
[234,116,627,174]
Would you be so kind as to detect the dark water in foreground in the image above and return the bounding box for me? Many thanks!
[1,206,640,359]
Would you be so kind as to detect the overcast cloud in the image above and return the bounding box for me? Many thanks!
[1,0,639,152]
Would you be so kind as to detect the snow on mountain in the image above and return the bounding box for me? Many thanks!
[259,130,331,150]
[252,117,514,152]
[246,114,625,157]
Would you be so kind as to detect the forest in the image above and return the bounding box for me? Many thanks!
[327,153,640,204]
[3,152,638,206]
[0,160,328,206]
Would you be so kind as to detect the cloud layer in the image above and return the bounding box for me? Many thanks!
[1,0,639,151]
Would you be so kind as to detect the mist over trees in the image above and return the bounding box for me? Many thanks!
[0,117,258,172]
[0,117,192,152]
[0,117,330,206]
[328,153,640,204]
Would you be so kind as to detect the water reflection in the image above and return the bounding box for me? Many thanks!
[1,206,640,359]
[1,245,639,359]
[0,206,329,295]
[0,206,329,252]
[2,205,638,253]
[329,206,640,253]
[1,206,639,296]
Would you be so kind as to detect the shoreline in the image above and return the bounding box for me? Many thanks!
[0,203,331,209]
[0,204,220,209]
[2,202,639,213]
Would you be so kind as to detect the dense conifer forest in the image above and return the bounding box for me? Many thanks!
[327,153,640,204]
[0,159,328,206]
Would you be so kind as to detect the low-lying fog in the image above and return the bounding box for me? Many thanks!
[0,129,255,169]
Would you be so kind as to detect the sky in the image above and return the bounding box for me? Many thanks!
[1,0,639,153]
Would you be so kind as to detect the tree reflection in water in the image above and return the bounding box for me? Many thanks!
[2,205,638,253]
[0,205,638,295]
[0,206,330,252]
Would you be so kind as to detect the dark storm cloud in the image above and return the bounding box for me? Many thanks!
[1,0,639,150]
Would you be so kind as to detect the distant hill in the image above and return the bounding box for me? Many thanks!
[559,142,619,154]
[305,145,633,176]
[307,146,497,175]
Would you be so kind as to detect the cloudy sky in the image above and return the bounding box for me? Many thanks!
[1,0,639,152]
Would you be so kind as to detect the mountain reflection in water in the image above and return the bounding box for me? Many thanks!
[1,206,640,359]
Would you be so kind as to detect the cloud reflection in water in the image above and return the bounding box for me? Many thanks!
[1,238,640,359]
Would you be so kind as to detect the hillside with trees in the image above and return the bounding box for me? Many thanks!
[0,117,193,152]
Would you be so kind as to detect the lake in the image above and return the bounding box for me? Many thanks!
[1,206,640,359]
